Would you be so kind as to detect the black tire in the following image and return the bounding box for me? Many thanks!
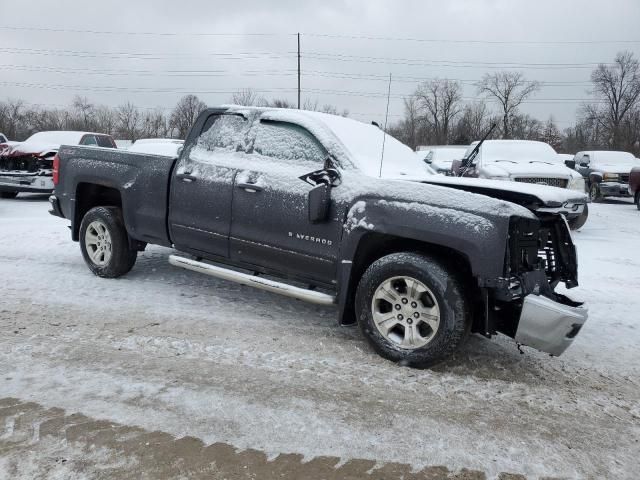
[568,204,589,230]
[636,193,640,211]
[589,183,602,203]
[355,252,470,368]
[79,206,137,278]
[0,191,18,199]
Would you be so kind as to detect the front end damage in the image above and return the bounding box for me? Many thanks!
[0,151,55,193]
[481,214,587,356]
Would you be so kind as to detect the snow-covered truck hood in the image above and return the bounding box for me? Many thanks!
[480,161,578,179]
[590,162,640,174]
[416,175,587,208]
[0,141,62,158]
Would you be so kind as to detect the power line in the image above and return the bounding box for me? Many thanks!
[0,63,594,87]
[0,46,294,60]
[304,52,610,69]
[0,25,288,37]
[0,81,604,104]
[2,25,639,45]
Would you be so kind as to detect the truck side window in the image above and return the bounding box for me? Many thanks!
[179,114,249,172]
[196,114,248,152]
[252,121,326,167]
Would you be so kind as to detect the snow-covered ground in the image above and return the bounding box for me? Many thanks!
[0,195,638,479]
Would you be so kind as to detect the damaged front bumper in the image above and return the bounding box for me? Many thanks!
[0,171,54,193]
[515,293,588,356]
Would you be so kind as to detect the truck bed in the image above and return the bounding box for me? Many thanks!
[54,145,178,247]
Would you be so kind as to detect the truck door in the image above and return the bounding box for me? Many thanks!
[168,113,249,258]
[230,119,344,285]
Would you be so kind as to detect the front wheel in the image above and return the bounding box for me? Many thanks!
[355,252,470,368]
[79,206,137,278]
[589,183,602,202]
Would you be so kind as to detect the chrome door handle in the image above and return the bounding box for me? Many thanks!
[237,182,263,193]
[176,173,197,183]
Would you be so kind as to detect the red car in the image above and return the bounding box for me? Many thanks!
[0,131,116,198]
[630,166,640,210]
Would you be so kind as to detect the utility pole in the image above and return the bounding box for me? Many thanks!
[297,32,301,109]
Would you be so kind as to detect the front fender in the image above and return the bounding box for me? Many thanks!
[335,198,511,324]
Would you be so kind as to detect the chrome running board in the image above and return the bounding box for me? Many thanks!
[169,255,336,306]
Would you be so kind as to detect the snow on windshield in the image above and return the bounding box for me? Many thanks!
[481,141,557,164]
[593,151,637,164]
[433,147,468,162]
[25,131,87,145]
[315,113,434,177]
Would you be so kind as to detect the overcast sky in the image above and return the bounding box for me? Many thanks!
[2,0,640,129]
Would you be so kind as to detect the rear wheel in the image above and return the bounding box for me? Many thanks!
[355,252,470,368]
[0,191,18,199]
[79,206,137,278]
[589,183,602,202]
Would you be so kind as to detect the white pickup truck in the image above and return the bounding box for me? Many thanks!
[454,139,588,229]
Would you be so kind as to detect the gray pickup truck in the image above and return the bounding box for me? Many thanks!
[49,106,588,367]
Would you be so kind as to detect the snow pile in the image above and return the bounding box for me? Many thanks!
[344,201,374,232]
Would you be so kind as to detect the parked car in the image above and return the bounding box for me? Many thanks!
[128,139,184,157]
[417,145,468,175]
[0,131,116,198]
[573,150,640,202]
[49,106,587,367]
[453,140,588,229]
[630,166,640,210]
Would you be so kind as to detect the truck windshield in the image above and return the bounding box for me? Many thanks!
[594,151,637,164]
[481,141,558,164]
[319,114,435,178]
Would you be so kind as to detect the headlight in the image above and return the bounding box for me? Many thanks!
[569,176,585,192]
[603,172,620,181]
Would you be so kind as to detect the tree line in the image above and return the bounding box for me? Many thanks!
[1,51,639,155]
[389,51,640,155]
[0,92,348,143]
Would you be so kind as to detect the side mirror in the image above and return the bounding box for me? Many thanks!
[564,159,576,169]
[308,183,331,223]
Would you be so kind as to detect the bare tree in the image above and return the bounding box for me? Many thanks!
[585,51,640,149]
[477,72,540,139]
[170,95,207,139]
[415,79,463,144]
[400,95,421,149]
[453,100,490,144]
[230,88,264,107]
[0,99,26,139]
[72,96,95,130]
[94,106,117,136]
[116,102,141,141]
[141,109,169,138]
[267,98,296,109]
[540,116,563,150]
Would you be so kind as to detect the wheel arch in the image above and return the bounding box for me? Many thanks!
[337,231,479,327]
[73,183,123,241]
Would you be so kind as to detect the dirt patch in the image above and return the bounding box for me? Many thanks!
[0,398,545,479]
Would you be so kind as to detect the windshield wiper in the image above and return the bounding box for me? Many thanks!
[459,123,497,176]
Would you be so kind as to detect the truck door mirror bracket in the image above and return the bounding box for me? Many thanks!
[308,183,331,223]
